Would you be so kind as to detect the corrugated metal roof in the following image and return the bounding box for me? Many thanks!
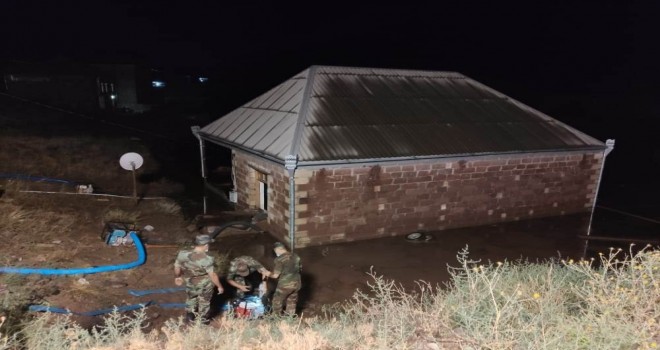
[200,66,604,166]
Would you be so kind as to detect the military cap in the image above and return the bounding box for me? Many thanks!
[236,262,250,276]
[194,234,214,246]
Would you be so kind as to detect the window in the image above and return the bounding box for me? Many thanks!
[256,172,268,211]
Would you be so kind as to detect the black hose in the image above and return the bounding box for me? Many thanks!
[210,221,264,239]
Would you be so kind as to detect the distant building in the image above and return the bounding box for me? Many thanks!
[1,61,209,113]
[194,66,612,248]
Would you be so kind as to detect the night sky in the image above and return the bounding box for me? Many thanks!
[2,1,656,96]
[2,1,659,213]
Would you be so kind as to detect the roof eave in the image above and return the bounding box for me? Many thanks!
[198,132,285,165]
[295,145,607,168]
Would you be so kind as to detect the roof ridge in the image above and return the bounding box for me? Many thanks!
[288,66,318,157]
[310,65,464,77]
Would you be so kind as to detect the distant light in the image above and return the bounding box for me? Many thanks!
[198,77,209,83]
[110,94,116,100]
[152,80,166,88]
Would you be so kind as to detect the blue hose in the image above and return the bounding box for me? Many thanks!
[128,287,186,296]
[0,232,146,275]
[29,301,185,315]
[0,173,77,185]
[29,301,154,316]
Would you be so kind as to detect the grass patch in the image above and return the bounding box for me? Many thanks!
[0,201,79,244]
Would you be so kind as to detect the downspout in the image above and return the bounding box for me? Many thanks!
[285,154,298,251]
[587,139,615,236]
[583,139,615,257]
[283,66,316,251]
[191,126,208,214]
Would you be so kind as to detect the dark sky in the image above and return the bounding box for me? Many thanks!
[2,1,656,94]
[2,2,658,135]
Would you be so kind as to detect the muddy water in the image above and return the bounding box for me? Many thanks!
[215,210,657,314]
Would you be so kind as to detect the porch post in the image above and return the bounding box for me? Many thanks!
[191,126,208,214]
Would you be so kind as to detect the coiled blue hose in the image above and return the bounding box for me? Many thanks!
[0,232,145,275]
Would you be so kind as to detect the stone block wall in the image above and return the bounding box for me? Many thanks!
[291,150,604,247]
[232,150,289,242]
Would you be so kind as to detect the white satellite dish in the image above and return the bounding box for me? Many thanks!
[119,152,144,203]
[119,152,144,171]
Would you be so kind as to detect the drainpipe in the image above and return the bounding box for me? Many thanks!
[285,155,298,251]
[583,139,615,257]
[587,139,615,236]
[191,126,208,214]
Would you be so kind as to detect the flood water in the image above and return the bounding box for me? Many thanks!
[215,208,658,312]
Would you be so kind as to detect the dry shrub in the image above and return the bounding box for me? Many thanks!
[0,314,15,350]
[1,274,33,348]
[428,246,659,349]
[17,310,154,350]
[152,200,181,215]
[0,202,34,238]
[67,280,103,303]
[0,316,5,341]
[3,247,659,349]
[1,274,30,313]
[102,209,140,225]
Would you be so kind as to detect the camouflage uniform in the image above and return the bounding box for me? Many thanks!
[271,252,302,315]
[174,249,216,318]
[227,256,265,299]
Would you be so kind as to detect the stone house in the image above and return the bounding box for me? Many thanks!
[194,66,611,248]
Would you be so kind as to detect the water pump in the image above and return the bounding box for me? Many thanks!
[101,222,140,246]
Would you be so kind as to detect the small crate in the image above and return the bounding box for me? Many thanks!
[101,222,140,246]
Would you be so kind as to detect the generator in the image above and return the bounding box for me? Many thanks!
[101,222,140,246]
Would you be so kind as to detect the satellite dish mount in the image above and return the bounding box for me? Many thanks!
[119,152,144,203]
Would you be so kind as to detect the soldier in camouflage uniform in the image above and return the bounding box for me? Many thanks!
[226,255,271,299]
[174,234,223,323]
[269,242,302,315]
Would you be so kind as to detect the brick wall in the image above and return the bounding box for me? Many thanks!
[232,150,289,242]
[292,150,604,247]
